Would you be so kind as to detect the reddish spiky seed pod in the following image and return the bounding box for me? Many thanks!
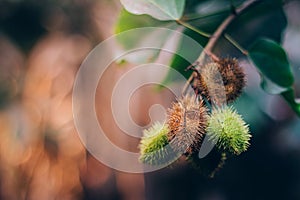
[167,95,208,156]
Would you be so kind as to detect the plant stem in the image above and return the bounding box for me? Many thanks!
[182,0,261,95]
[176,20,211,38]
[224,33,249,55]
[200,0,260,62]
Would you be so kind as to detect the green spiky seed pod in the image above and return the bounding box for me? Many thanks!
[197,58,246,103]
[207,106,251,155]
[167,95,208,156]
[139,122,174,165]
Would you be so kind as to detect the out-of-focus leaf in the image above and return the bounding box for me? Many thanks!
[260,76,289,95]
[249,38,299,117]
[115,9,178,64]
[115,9,166,49]
[249,38,294,88]
[120,0,185,21]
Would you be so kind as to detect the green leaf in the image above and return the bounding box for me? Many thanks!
[120,0,185,21]
[115,9,178,64]
[249,38,294,88]
[115,9,162,32]
[115,9,165,48]
[249,38,300,117]
[260,76,288,95]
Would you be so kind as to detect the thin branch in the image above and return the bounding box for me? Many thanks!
[183,0,261,95]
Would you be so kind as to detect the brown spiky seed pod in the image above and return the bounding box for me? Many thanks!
[218,58,246,102]
[167,95,208,156]
[195,58,246,103]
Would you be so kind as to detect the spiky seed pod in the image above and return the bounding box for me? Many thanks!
[196,58,246,103]
[218,58,246,102]
[207,106,251,155]
[198,62,226,105]
[139,122,174,165]
[167,95,208,156]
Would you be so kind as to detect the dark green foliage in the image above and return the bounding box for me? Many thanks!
[249,38,300,116]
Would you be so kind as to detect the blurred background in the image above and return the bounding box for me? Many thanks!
[0,0,300,200]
